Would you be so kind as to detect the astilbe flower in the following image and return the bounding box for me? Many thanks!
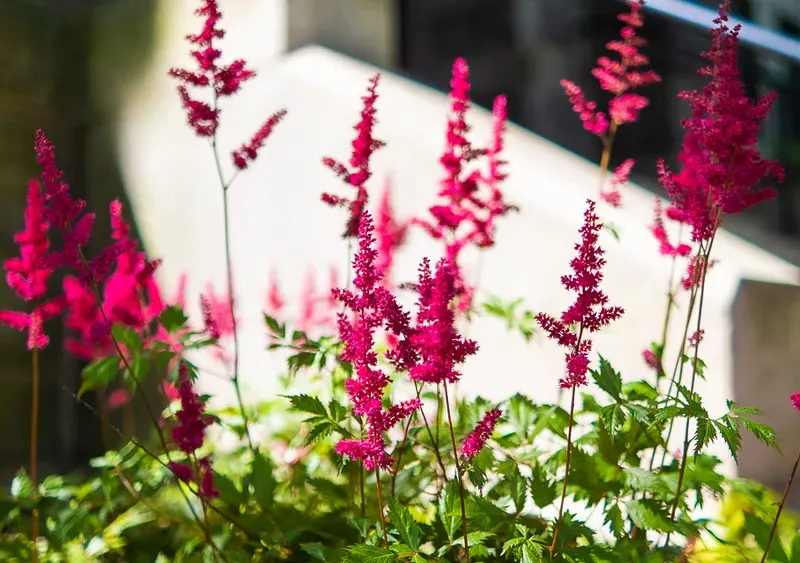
[170,0,285,168]
[601,158,635,207]
[650,199,692,258]
[168,362,218,497]
[0,131,107,349]
[462,408,502,460]
[536,200,623,388]
[657,2,784,243]
[791,392,800,413]
[413,60,515,311]
[332,213,420,470]
[561,0,661,136]
[375,181,408,285]
[322,74,385,238]
[408,258,478,384]
[63,202,163,361]
[264,269,285,318]
[169,0,253,136]
[201,284,237,364]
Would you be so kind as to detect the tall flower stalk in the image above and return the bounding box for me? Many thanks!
[169,0,286,456]
[535,200,623,555]
[656,1,783,532]
[561,0,660,207]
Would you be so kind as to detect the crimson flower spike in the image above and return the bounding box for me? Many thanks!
[535,200,623,388]
[331,212,420,470]
[322,73,385,238]
[657,1,784,243]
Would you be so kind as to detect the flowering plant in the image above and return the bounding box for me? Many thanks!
[0,1,798,562]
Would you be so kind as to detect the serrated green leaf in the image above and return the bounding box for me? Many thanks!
[112,323,143,353]
[604,503,625,538]
[438,481,462,542]
[593,356,623,400]
[694,417,718,455]
[159,305,188,334]
[625,499,676,533]
[286,394,327,416]
[715,416,742,462]
[263,313,284,337]
[388,497,423,550]
[740,417,779,452]
[599,404,627,436]
[344,544,397,563]
[522,541,545,563]
[300,543,328,561]
[79,356,120,397]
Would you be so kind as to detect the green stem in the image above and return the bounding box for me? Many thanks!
[375,467,390,548]
[30,345,40,563]
[760,449,800,563]
[443,382,470,563]
[550,382,578,556]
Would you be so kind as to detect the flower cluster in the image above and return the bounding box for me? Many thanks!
[0,131,130,349]
[322,74,385,238]
[413,59,515,311]
[601,158,635,207]
[168,362,218,497]
[462,408,502,460]
[63,202,164,360]
[561,0,661,136]
[408,258,478,385]
[536,200,623,388]
[170,0,285,168]
[657,3,784,243]
[332,213,420,470]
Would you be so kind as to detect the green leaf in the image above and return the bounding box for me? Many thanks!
[103,504,155,539]
[212,471,245,507]
[388,497,423,550]
[344,545,397,563]
[251,453,276,508]
[604,503,625,538]
[715,416,742,462]
[112,323,143,353]
[625,499,676,533]
[530,465,558,508]
[501,464,528,513]
[306,420,336,444]
[521,541,545,563]
[128,354,152,385]
[263,314,285,338]
[694,417,718,455]
[79,356,120,397]
[599,404,627,436]
[286,394,327,416]
[159,305,188,334]
[740,417,779,452]
[592,356,623,400]
[438,481,462,542]
[287,351,316,372]
[300,543,328,561]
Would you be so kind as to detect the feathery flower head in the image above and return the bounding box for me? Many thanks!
[322,74,385,238]
[408,258,478,385]
[601,158,635,207]
[462,408,502,460]
[650,199,692,257]
[562,0,661,135]
[791,392,800,413]
[232,109,287,170]
[658,2,784,242]
[169,0,255,136]
[535,200,623,388]
[332,213,420,469]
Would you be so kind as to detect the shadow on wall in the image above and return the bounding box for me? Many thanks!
[0,0,159,482]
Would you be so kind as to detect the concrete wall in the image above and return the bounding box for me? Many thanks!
[733,279,800,507]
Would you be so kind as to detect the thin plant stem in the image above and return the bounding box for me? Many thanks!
[210,91,255,457]
[30,345,40,563]
[360,464,366,519]
[760,448,800,563]
[443,381,470,563]
[597,122,619,193]
[667,223,720,544]
[550,381,578,556]
[375,467,390,548]
[392,382,448,495]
